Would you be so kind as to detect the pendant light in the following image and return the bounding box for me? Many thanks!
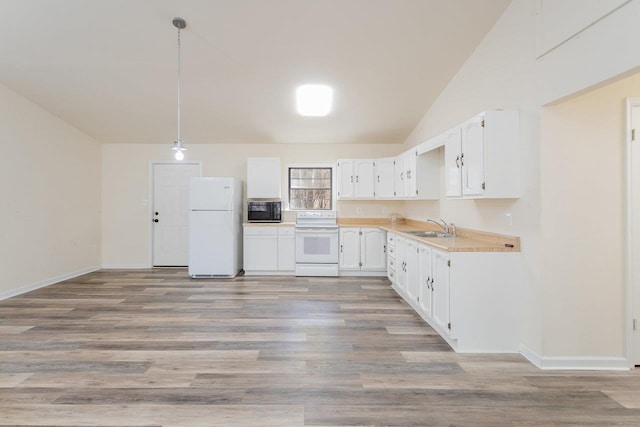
[171,17,187,160]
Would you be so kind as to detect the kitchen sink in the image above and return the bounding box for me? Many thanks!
[405,230,451,238]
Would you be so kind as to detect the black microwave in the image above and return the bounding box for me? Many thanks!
[247,201,282,223]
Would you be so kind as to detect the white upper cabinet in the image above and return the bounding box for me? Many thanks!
[337,160,355,199]
[354,159,375,198]
[461,114,485,196]
[402,151,417,198]
[397,148,440,200]
[444,110,519,199]
[374,157,395,198]
[444,127,462,198]
[247,158,281,199]
[337,149,439,201]
[337,159,375,199]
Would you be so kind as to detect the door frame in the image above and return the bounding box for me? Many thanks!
[625,98,640,367]
[148,160,202,268]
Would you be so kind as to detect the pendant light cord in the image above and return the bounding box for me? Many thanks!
[177,26,181,143]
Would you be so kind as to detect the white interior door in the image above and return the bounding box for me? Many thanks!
[152,163,200,266]
[632,106,640,365]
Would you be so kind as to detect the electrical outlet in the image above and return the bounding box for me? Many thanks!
[356,207,362,216]
[506,212,512,226]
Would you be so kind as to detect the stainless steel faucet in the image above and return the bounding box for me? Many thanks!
[427,218,449,235]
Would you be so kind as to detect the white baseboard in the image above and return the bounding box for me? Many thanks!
[541,356,630,371]
[101,264,150,269]
[338,270,387,277]
[519,344,543,368]
[0,265,101,301]
[519,344,630,370]
[244,271,294,276]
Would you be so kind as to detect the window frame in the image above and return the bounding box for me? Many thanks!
[286,163,336,211]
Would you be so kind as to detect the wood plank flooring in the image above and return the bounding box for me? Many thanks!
[1,269,640,426]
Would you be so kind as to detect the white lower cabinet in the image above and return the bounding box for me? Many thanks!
[430,249,451,338]
[417,244,433,320]
[244,225,295,274]
[277,226,295,272]
[404,239,419,302]
[386,233,397,284]
[339,227,386,275]
[387,232,520,352]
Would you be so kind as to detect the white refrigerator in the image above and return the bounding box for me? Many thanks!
[188,177,243,278]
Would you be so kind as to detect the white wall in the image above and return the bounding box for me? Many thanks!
[537,0,640,104]
[402,0,640,364]
[402,0,542,355]
[0,84,101,298]
[534,0,629,57]
[540,73,640,358]
[101,143,404,268]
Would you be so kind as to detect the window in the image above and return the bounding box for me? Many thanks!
[288,167,333,210]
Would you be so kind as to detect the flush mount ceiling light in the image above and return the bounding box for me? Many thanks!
[296,84,333,117]
[171,17,187,161]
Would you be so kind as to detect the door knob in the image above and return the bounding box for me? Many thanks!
[153,219,159,223]
[155,212,159,216]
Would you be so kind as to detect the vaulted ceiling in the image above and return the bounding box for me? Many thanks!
[0,0,510,144]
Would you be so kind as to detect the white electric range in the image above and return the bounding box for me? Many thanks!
[295,211,339,277]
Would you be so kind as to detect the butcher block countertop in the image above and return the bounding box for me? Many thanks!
[337,218,520,253]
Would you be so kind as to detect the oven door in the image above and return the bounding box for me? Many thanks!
[295,227,339,264]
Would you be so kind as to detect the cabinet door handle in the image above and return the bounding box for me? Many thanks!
[356,175,359,183]
[377,175,380,183]
[400,172,404,180]
[350,176,353,183]
[340,244,343,253]
[455,156,460,168]
[407,170,411,179]
[460,153,464,166]
[383,245,386,253]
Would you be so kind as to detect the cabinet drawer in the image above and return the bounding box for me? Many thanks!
[277,226,295,236]
[244,226,278,236]
[387,233,396,247]
[387,245,396,257]
[388,268,396,282]
[387,256,396,270]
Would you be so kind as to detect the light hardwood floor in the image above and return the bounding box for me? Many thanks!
[1,269,640,426]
